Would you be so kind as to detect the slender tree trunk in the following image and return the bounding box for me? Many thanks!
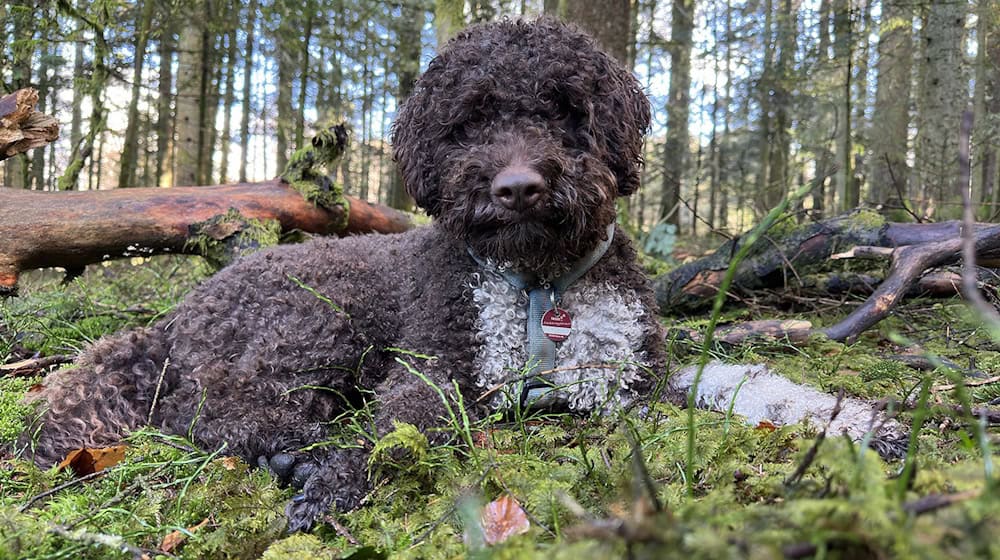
[387,1,423,211]
[118,0,156,188]
[239,0,257,183]
[219,26,237,184]
[754,0,775,214]
[869,0,912,210]
[57,2,112,191]
[295,6,314,152]
[659,0,695,230]
[30,34,50,190]
[5,4,32,189]
[973,0,1000,218]
[832,0,854,211]
[915,0,969,219]
[155,11,175,187]
[275,0,296,175]
[199,30,222,186]
[174,0,206,187]
[767,0,795,212]
[718,0,732,229]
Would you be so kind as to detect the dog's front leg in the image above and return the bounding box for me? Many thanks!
[284,368,479,532]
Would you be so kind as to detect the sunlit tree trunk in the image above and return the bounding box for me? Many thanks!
[238,0,257,183]
[973,1,1000,218]
[915,0,969,219]
[832,0,854,211]
[869,0,912,210]
[387,1,424,211]
[119,0,155,188]
[659,0,694,230]
[174,0,206,187]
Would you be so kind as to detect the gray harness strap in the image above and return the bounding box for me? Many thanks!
[469,222,615,408]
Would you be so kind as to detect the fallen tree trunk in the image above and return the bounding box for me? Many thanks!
[0,88,59,160]
[0,181,413,294]
[654,211,1000,313]
[654,210,1000,342]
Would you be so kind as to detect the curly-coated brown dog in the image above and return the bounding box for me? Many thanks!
[22,18,902,532]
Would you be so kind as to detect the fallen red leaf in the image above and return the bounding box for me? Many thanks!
[56,445,127,476]
[480,494,530,545]
[160,518,210,553]
[755,420,778,432]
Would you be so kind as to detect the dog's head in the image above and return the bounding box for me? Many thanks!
[392,18,651,274]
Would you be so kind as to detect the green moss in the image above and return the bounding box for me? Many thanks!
[0,377,38,442]
[185,208,282,268]
[282,125,351,233]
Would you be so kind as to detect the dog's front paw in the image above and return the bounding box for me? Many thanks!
[285,492,329,533]
[282,451,368,532]
[258,453,317,489]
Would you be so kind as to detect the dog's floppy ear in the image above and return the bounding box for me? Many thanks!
[391,85,443,216]
[613,82,652,197]
[591,57,652,198]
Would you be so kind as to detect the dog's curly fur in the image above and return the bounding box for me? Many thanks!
[22,18,671,531]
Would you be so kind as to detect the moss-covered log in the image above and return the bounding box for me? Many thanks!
[655,211,1000,314]
[0,181,413,294]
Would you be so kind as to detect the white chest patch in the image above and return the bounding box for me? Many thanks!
[469,270,648,412]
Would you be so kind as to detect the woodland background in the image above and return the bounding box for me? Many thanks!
[2,0,998,235]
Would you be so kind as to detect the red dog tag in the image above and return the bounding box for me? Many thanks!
[541,308,572,342]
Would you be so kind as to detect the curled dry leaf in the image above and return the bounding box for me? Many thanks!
[480,494,530,546]
[160,518,211,553]
[56,445,127,476]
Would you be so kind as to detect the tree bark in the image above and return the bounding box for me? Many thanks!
[564,0,632,63]
[0,182,414,294]
[654,212,1000,314]
[660,0,695,228]
[915,0,969,219]
[0,89,59,162]
[238,0,257,183]
[174,1,206,187]
[869,0,912,209]
[118,0,156,188]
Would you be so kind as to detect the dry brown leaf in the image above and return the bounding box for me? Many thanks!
[57,445,127,476]
[480,494,530,546]
[218,456,240,471]
[159,518,210,553]
[755,420,778,432]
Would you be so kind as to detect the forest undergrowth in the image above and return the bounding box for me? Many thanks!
[1,250,999,559]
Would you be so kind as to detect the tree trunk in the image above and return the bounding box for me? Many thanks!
[118,0,156,188]
[238,0,257,183]
[174,0,206,187]
[5,2,33,190]
[868,0,912,209]
[275,0,296,175]
[973,2,1000,219]
[564,0,632,63]
[659,0,695,229]
[155,13,175,187]
[387,1,423,212]
[219,26,237,185]
[832,0,853,212]
[915,0,969,219]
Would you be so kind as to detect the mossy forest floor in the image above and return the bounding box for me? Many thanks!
[1,249,999,559]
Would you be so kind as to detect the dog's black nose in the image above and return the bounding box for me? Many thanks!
[491,167,545,212]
